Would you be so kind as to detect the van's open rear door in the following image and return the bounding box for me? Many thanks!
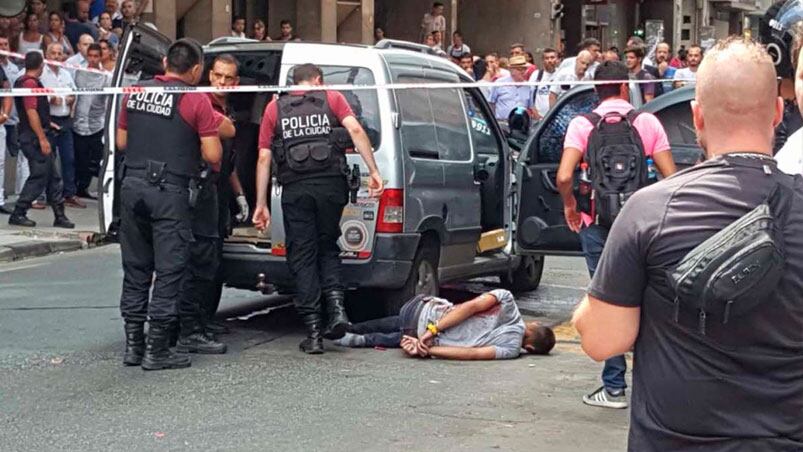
[99,25,172,238]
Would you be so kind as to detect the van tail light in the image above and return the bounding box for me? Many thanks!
[376,189,404,233]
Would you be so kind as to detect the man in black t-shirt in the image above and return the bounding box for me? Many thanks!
[573,38,803,451]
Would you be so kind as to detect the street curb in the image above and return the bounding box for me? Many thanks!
[0,238,89,263]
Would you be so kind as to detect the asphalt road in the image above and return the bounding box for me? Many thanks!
[0,246,630,451]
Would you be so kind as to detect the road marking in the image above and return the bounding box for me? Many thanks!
[540,283,588,291]
[0,262,45,274]
[233,302,294,321]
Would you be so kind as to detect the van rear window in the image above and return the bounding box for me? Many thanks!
[287,66,381,150]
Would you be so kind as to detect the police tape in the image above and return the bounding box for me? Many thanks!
[0,77,694,98]
[0,49,112,76]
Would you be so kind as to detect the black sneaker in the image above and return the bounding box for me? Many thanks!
[176,333,227,354]
[582,386,628,409]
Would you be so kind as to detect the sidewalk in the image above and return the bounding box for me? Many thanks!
[0,195,103,263]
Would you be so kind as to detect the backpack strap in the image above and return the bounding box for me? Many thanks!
[625,109,643,125]
[581,112,602,128]
[536,69,545,83]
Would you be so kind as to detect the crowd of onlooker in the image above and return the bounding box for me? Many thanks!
[0,0,129,215]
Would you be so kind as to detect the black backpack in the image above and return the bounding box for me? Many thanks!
[582,110,648,228]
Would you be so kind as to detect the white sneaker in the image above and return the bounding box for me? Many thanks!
[582,386,628,409]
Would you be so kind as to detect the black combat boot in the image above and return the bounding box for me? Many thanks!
[300,313,325,354]
[141,322,192,371]
[52,203,75,229]
[8,205,36,227]
[176,318,227,354]
[122,322,145,366]
[322,290,349,340]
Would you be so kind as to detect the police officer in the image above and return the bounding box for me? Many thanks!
[253,64,384,354]
[9,51,74,229]
[205,54,249,334]
[175,54,244,354]
[760,0,803,152]
[116,39,223,371]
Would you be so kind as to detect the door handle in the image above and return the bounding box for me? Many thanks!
[541,169,559,193]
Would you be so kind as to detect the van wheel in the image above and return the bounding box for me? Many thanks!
[383,239,440,315]
[501,254,544,294]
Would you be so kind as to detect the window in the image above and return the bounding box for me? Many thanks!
[429,87,471,161]
[395,76,471,161]
[286,65,382,149]
[534,89,599,164]
[653,102,698,147]
[463,89,502,156]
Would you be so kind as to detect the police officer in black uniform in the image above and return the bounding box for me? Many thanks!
[8,51,74,229]
[116,39,223,371]
[175,55,243,354]
[760,0,803,152]
[253,64,384,354]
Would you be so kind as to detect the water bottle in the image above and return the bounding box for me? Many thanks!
[578,163,592,196]
[646,158,657,182]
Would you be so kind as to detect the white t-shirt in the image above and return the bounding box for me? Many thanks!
[39,65,77,117]
[776,127,803,175]
[529,69,556,117]
[673,67,698,86]
[550,66,588,97]
[446,43,471,59]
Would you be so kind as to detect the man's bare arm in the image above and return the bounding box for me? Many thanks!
[255,148,271,208]
[199,136,223,167]
[572,295,641,361]
[116,128,127,150]
[434,292,499,332]
[652,150,677,177]
[218,116,236,139]
[341,116,379,174]
[428,346,497,360]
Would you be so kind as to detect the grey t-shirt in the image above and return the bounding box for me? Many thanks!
[590,154,803,451]
[417,289,525,359]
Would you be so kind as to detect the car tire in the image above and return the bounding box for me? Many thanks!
[382,238,440,316]
[501,254,544,294]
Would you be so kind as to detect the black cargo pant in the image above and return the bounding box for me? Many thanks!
[74,130,104,194]
[119,176,194,323]
[179,178,221,328]
[16,134,63,210]
[281,177,348,317]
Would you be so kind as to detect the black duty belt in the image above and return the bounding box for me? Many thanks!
[124,167,191,186]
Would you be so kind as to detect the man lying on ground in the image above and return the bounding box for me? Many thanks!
[335,289,556,360]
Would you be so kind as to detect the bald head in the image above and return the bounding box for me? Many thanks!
[693,38,783,156]
[575,50,594,78]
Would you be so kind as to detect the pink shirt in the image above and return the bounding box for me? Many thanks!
[564,98,671,226]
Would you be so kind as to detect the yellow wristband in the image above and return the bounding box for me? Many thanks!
[426,322,439,335]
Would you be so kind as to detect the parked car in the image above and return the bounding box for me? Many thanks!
[100,26,701,314]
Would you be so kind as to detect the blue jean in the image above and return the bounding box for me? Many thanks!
[579,225,627,391]
[52,117,76,198]
[349,315,402,348]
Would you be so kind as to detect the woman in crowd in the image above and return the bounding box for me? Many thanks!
[42,11,74,58]
[251,19,270,41]
[16,13,43,54]
[99,39,116,72]
[97,12,120,48]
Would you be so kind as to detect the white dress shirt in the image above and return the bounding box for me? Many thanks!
[40,65,77,117]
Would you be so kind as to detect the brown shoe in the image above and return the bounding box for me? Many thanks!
[31,200,47,210]
[64,196,87,209]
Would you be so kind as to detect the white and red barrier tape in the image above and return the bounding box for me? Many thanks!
[0,49,112,76]
[0,48,694,97]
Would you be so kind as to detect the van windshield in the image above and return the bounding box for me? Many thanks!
[287,65,381,149]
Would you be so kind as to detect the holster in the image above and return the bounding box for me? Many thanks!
[145,160,167,185]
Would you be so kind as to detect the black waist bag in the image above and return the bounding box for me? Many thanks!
[667,182,791,335]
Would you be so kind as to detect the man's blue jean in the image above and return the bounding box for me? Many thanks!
[52,117,76,198]
[579,224,627,391]
[349,315,402,348]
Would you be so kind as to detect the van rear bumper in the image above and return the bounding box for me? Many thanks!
[221,233,420,291]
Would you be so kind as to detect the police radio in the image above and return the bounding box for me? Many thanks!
[348,164,361,204]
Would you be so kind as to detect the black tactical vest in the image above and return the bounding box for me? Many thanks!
[14,75,51,139]
[272,91,346,185]
[124,78,201,178]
